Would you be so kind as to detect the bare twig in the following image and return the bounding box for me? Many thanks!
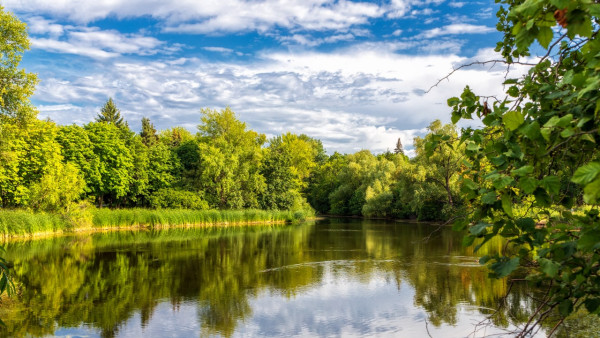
[426,60,536,93]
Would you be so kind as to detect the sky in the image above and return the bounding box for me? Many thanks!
[4,0,530,156]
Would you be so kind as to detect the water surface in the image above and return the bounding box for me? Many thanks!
[0,219,545,337]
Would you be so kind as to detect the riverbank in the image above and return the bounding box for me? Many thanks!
[0,208,314,238]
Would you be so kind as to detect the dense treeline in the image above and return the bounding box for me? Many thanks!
[1,94,463,222]
[308,120,463,221]
[1,104,325,214]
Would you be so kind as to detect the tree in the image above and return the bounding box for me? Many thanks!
[84,122,134,207]
[414,120,464,209]
[394,138,404,155]
[441,1,600,335]
[95,98,125,127]
[140,117,158,146]
[195,107,266,209]
[0,6,38,120]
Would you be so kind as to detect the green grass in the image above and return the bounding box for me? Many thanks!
[0,207,314,237]
[0,210,65,235]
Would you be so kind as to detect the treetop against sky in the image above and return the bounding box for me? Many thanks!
[5,0,531,155]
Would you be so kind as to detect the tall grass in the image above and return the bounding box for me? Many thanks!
[0,207,314,236]
[90,208,306,228]
[0,210,65,236]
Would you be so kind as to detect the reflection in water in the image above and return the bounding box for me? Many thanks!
[0,219,559,337]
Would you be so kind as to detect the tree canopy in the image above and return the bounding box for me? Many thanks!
[436,0,600,334]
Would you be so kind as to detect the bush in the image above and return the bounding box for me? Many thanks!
[148,188,208,210]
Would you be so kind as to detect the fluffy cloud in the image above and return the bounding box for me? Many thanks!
[419,24,495,38]
[5,0,441,34]
[26,17,174,59]
[34,45,530,155]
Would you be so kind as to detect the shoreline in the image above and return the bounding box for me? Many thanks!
[0,208,318,241]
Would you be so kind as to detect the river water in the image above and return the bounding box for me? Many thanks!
[0,219,554,337]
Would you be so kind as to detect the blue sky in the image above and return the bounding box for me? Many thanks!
[4,0,529,155]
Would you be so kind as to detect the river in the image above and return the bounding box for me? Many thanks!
[0,218,576,337]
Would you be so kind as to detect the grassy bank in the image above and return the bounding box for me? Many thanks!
[0,207,314,237]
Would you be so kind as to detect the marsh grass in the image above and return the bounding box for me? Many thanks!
[0,210,65,235]
[0,207,314,236]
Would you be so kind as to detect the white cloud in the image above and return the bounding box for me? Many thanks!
[7,0,448,34]
[203,46,235,54]
[419,24,495,38]
[32,46,531,154]
[448,1,467,8]
[26,19,174,59]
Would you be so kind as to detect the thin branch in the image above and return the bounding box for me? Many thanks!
[426,60,536,93]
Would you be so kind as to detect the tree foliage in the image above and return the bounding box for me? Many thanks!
[440,0,600,334]
[0,6,38,120]
[95,98,125,127]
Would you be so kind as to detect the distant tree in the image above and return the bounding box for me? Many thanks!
[95,98,125,127]
[140,117,158,146]
[394,138,404,155]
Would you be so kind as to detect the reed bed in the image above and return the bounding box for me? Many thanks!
[0,207,313,237]
[0,210,65,235]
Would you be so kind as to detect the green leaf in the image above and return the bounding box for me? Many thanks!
[550,0,569,7]
[463,235,475,247]
[491,257,520,278]
[540,127,552,141]
[519,177,538,194]
[541,176,560,195]
[584,298,600,314]
[583,178,600,204]
[520,121,541,140]
[539,258,560,278]
[516,218,535,231]
[572,162,600,185]
[470,222,489,236]
[493,176,514,189]
[577,230,600,251]
[479,255,491,265]
[580,134,595,143]
[536,26,553,49]
[481,192,497,204]
[447,97,460,106]
[507,86,519,97]
[512,165,533,176]
[544,116,560,128]
[560,128,575,138]
[503,110,524,131]
[534,187,551,207]
[559,299,573,317]
[501,194,513,217]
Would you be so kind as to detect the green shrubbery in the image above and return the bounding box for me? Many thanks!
[147,188,209,210]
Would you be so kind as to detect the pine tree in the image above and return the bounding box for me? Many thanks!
[96,98,125,127]
[140,117,158,146]
[394,138,404,155]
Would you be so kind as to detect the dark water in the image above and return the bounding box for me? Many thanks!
[0,219,553,337]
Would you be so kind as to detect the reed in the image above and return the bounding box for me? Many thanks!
[0,207,314,236]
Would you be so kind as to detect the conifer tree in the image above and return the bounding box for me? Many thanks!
[95,98,125,127]
[393,138,404,155]
[140,117,158,146]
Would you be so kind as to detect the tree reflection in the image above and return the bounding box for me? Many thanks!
[0,221,549,337]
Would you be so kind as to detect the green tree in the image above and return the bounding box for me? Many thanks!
[84,122,133,207]
[95,98,125,127]
[443,1,600,334]
[307,152,348,214]
[0,6,38,120]
[414,120,464,210]
[196,107,266,209]
[140,117,158,146]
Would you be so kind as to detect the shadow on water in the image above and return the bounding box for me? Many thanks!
[0,218,596,337]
